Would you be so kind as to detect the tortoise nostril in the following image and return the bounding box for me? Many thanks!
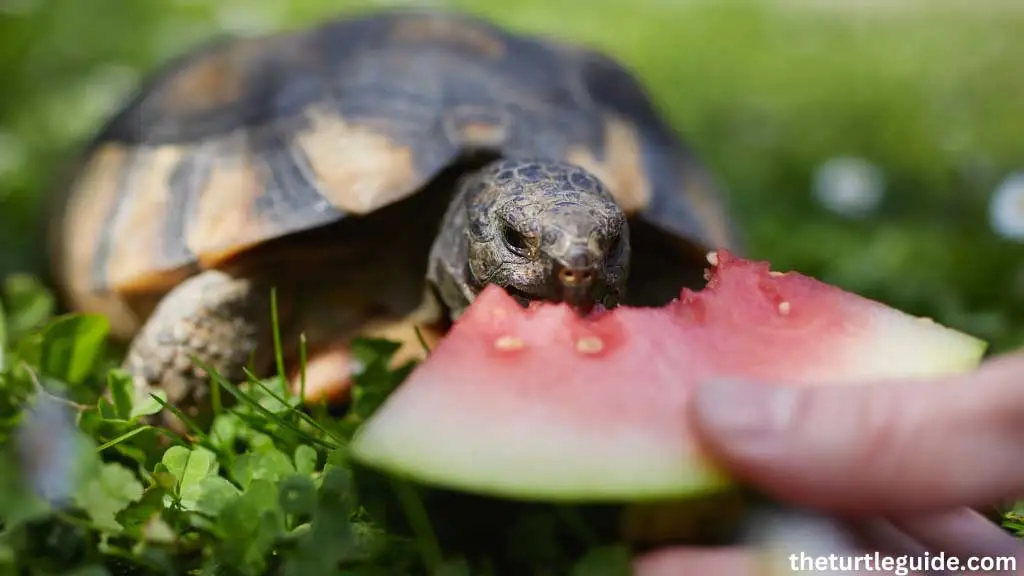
[559,267,594,287]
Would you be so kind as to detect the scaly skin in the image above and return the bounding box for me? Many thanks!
[427,158,630,319]
[122,270,277,432]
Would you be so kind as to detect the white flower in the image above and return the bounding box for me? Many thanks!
[989,172,1024,242]
[812,156,885,218]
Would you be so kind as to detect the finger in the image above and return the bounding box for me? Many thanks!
[744,505,891,575]
[688,352,1024,513]
[887,508,1024,563]
[843,518,966,576]
[844,517,932,560]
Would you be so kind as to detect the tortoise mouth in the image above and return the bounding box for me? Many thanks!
[502,285,535,307]
[499,284,605,316]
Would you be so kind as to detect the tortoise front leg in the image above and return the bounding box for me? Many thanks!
[122,269,277,432]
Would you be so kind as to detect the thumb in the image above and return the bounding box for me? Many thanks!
[688,352,1024,514]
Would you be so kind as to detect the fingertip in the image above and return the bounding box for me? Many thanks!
[690,361,1024,513]
[688,376,922,511]
[689,378,801,441]
[687,378,828,501]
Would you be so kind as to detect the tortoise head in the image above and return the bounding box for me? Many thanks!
[457,158,630,315]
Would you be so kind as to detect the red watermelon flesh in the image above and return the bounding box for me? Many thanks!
[349,251,987,502]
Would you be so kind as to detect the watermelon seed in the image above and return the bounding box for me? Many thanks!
[769,271,786,277]
[777,301,791,316]
[706,251,720,266]
[575,336,604,354]
[494,335,524,351]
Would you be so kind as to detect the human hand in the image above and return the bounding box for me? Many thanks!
[634,351,1024,575]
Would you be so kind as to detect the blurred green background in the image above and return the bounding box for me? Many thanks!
[1,0,1022,352]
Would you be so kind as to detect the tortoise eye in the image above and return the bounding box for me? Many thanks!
[502,224,532,258]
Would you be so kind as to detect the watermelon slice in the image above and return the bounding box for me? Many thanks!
[348,251,986,502]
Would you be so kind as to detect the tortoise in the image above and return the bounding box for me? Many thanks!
[47,8,739,429]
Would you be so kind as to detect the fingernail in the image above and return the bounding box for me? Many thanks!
[692,378,799,438]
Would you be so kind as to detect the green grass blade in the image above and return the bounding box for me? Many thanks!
[149,394,217,451]
[210,370,222,418]
[240,366,344,446]
[298,332,308,405]
[0,297,7,371]
[390,478,443,572]
[95,425,154,452]
[413,325,431,355]
[269,287,288,397]
[195,358,336,450]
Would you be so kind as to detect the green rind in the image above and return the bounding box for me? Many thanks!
[862,315,989,378]
[940,332,989,370]
[349,432,736,503]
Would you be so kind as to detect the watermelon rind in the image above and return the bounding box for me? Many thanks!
[838,315,987,379]
[350,396,737,502]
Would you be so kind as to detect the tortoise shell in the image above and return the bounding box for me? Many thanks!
[49,9,737,339]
